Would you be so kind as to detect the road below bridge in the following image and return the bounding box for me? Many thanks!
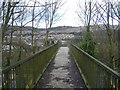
[35,47,86,89]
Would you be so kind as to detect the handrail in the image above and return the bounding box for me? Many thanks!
[70,44,120,88]
[2,42,59,88]
[2,43,57,72]
[72,44,120,78]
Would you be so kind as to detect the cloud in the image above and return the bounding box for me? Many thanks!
[53,0,79,27]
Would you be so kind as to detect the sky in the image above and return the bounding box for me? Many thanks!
[55,0,119,27]
[1,0,82,28]
[52,0,80,27]
[0,0,80,28]
[24,0,120,28]
[0,0,119,28]
[34,0,81,28]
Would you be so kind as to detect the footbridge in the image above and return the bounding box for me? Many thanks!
[2,42,120,89]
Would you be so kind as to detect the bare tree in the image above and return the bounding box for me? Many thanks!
[118,2,120,73]
[31,1,36,54]
[116,1,120,87]
[1,0,63,66]
[2,1,20,66]
[17,2,28,61]
[77,0,120,87]
[77,0,97,56]
[44,0,63,45]
[95,1,120,70]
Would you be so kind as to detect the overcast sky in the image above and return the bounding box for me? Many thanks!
[37,0,80,28]
[32,0,119,28]
[53,0,79,27]
[0,0,80,27]
[0,0,119,28]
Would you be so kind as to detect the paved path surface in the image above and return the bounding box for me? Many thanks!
[35,47,86,88]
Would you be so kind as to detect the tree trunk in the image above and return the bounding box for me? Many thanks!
[118,2,120,73]
[2,1,11,43]
[31,2,36,54]
[0,24,2,67]
[106,2,115,69]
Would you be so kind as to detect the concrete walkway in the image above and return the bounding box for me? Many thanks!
[35,47,86,88]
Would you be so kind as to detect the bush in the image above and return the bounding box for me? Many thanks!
[79,31,96,56]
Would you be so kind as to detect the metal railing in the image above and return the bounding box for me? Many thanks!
[2,42,59,88]
[70,44,120,89]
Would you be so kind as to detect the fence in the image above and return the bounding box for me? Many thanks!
[70,44,120,89]
[2,42,58,88]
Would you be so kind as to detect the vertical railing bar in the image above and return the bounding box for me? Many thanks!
[71,44,120,78]
[2,42,59,88]
[70,44,120,88]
